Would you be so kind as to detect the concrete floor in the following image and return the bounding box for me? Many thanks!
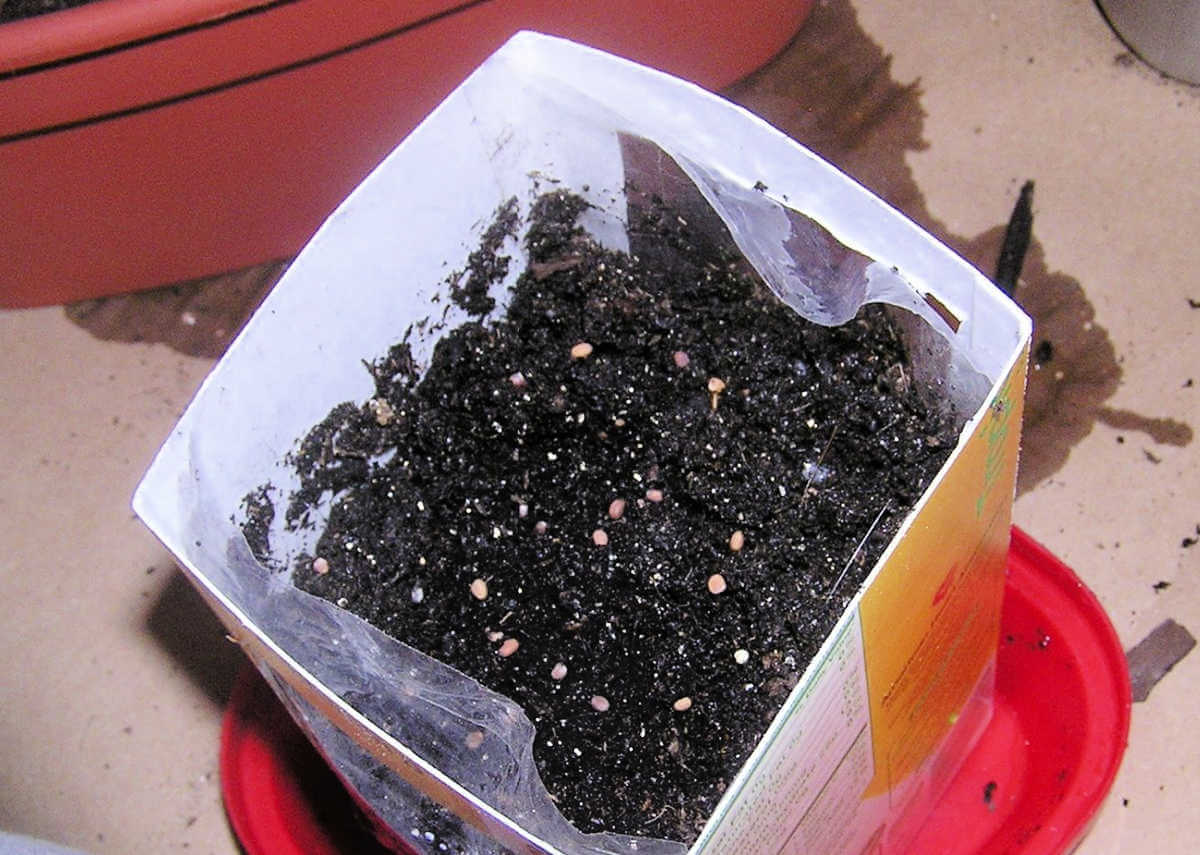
[2,0,1197,852]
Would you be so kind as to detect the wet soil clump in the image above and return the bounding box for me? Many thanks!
[251,190,959,843]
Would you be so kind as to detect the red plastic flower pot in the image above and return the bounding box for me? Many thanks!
[0,0,812,308]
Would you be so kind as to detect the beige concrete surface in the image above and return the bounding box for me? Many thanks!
[854,1,1200,851]
[0,309,241,853]
[1,1,1196,852]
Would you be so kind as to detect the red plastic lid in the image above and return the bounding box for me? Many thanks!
[220,527,1131,855]
[220,669,400,855]
[909,527,1131,854]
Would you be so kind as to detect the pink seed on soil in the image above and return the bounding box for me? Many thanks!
[729,530,745,552]
[592,528,609,547]
[498,638,520,657]
[645,488,664,503]
[707,573,728,595]
[590,695,610,712]
[312,557,330,575]
[570,342,594,359]
[509,372,527,387]
[551,662,568,681]
[672,697,693,712]
[608,499,626,520]
[673,350,690,368]
[535,520,548,534]
[470,578,489,600]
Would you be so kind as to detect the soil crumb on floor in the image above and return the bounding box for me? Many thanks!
[246,189,959,843]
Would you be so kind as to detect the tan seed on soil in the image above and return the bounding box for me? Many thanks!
[470,578,489,600]
[311,557,330,575]
[645,488,664,503]
[707,573,727,595]
[369,398,395,426]
[672,350,690,368]
[708,376,727,410]
[729,530,745,552]
[551,662,568,681]
[672,696,693,712]
[590,695,610,712]
[608,498,626,520]
[592,528,609,547]
[498,638,520,657]
[570,342,594,359]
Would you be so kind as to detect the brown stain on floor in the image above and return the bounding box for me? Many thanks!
[726,0,1190,493]
[64,260,287,360]
[62,0,1188,491]
[1095,407,1193,447]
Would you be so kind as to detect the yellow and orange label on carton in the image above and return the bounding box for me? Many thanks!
[695,351,1027,855]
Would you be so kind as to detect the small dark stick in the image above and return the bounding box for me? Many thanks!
[983,780,998,810]
[994,180,1035,297]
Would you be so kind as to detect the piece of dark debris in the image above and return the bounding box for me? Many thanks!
[1153,581,1171,593]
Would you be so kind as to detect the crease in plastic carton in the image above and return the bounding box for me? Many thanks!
[133,31,1031,855]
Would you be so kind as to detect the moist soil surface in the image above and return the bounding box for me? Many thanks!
[248,190,959,844]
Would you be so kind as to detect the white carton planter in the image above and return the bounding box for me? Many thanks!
[135,32,1030,855]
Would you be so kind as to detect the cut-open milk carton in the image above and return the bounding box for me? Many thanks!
[134,32,1030,855]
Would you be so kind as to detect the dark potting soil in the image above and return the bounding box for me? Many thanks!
[0,0,92,23]
[247,190,959,844]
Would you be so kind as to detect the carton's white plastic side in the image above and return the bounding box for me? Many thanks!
[131,39,669,855]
